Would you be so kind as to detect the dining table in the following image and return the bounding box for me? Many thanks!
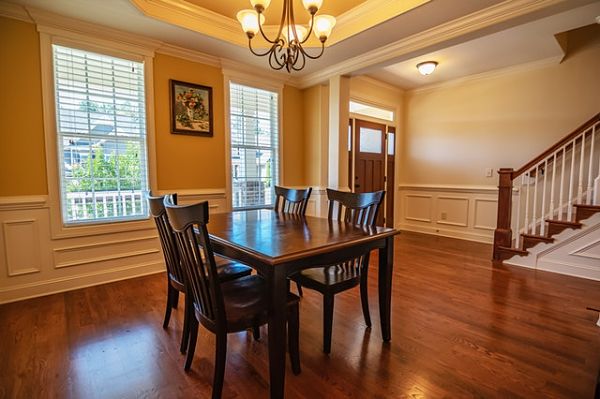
[207,209,398,398]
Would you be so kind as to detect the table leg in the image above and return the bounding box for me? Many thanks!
[268,268,287,398]
[378,236,394,342]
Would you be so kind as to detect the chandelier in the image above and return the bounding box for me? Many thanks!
[237,0,336,72]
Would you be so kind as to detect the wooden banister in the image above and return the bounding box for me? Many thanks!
[493,168,514,260]
[513,112,600,178]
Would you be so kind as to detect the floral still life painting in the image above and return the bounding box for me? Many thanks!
[170,80,213,136]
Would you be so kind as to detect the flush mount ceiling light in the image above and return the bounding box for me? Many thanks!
[416,61,438,76]
[237,0,336,73]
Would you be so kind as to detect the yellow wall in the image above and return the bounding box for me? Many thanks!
[153,53,226,189]
[282,85,305,186]
[403,38,600,186]
[302,85,329,186]
[0,17,47,196]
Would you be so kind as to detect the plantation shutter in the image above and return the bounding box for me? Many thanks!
[229,83,279,209]
[53,45,149,224]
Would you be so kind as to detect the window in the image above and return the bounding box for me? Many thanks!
[229,83,279,209]
[53,45,149,224]
[349,100,394,122]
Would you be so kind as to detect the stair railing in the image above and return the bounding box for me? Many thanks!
[493,112,600,260]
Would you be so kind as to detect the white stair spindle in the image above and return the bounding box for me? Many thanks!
[588,126,595,205]
[549,152,557,220]
[532,166,539,235]
[524,171,530,235]
[541,159,548,236]
[577,132,585,204]
[568,139,576,221]
[559,147,566,221]
[515,175,523,249]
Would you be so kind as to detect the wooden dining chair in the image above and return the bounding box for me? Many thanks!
[273,185,312,296]
[291,188,385,354]
[148,193,252,354]
[165,199,301,399]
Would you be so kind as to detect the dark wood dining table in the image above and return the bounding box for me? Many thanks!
[207,209,398,398]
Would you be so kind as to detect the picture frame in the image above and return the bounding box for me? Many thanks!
[170,79,213,136]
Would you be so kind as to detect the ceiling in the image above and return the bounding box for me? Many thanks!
[3,0,600,89]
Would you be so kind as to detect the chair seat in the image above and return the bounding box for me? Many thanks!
[292,265,361,293]
[219,275,300,333]
[215,256,253,282]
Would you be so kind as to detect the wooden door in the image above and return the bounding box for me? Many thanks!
[354,119,386,225]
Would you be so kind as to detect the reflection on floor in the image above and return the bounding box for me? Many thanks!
[1,232,599,398]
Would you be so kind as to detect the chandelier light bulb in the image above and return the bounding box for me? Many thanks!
[312,15,336,41]
[302,0,323,14]
[237,9,264,37]
[416,61,438,75]
[283,25,308,43]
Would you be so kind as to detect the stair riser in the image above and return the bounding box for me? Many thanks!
[575,208,600,222]
[547,224,571,237]
[522,239,550,251]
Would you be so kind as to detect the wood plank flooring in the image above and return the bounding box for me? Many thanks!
[1,232,599,398]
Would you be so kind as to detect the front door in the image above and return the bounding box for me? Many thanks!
[354,119,386,225]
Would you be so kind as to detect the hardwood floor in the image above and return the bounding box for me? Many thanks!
[1,232,599,398]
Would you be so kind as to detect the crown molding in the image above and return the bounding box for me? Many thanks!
[407,55,563,95]
[156,43,221,68]
[352,75,405,94]
[296,0,566,88]
[0,2,32,22]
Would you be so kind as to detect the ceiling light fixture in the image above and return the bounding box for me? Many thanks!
[416,61,438,76]
[237,0,336,72]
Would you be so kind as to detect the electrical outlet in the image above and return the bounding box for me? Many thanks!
[485,168,493,177]
[441,212,447,220]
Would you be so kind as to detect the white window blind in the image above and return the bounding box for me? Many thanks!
[53,45,149,224]
[229,83,279,209]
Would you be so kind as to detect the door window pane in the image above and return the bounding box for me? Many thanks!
[388,132,395,155]
[359,127,382,153]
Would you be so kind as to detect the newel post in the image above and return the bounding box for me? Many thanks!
[493,168,514,260]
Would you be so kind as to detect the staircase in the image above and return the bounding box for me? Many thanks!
[493,113,600,274]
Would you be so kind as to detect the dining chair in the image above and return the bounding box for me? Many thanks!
[291,188,385,354]
[148,193,252,354]
[273,185,312,296]
[165,199,301,399]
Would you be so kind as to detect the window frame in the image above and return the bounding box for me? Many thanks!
[223,72,283,212]
[39,28,157,239]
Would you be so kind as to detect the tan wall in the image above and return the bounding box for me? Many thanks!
[282,85,305,186]
[153,53,226,190]
[302,85,329,187]
[0,17,47,196]
[403,42,600,186]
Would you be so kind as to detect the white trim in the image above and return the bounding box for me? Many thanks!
[399,184,499,194]
[221,60,288,91]
[54,249,160,269]
[297,0,565,88]
[154,188,226,197]
[0,196,48,210]
[157,43,221,68]
[0,2,32,22]
[399,223,493,244]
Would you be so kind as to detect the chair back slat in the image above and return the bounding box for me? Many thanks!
[165,199,225,327]
[274,186,312,215]
[148,193,186,285]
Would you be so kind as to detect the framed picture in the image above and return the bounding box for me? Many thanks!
[170,79,213,136]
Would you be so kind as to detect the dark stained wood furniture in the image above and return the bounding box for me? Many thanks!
[291,188,385,353]
[273,185,312,296]
[207,208,397,398]
[148,193,252,354]
[165,200,301,399]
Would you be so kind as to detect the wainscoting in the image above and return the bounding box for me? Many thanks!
[397,184,500,243]
[0,190,227,304]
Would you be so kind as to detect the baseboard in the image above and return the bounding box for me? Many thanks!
[0,261,165,304]
[398,222,493,244]
[530,259,600,281]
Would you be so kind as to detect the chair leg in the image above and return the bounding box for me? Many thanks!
[171,288,179,309]
[360,271,372,328]
[252,325,261,341]
[184,318,199,371]
[180,293,192,354]
[296,282,303,297]
[163,284,175,329]
[323,294,334,354]
[288,304,301,375]
[212,333,227,399]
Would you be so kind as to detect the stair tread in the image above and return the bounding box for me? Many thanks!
[573,204,600,210]
[545,219,582,226]
[521,234,554,242]
[497,246,528,255]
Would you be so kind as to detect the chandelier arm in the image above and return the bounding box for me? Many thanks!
[291,48,307,71]
[297,41,325,60]
[248,38,275,57]
[269,47,286,70]
[298,13,315,45]
[257,0,288,44]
